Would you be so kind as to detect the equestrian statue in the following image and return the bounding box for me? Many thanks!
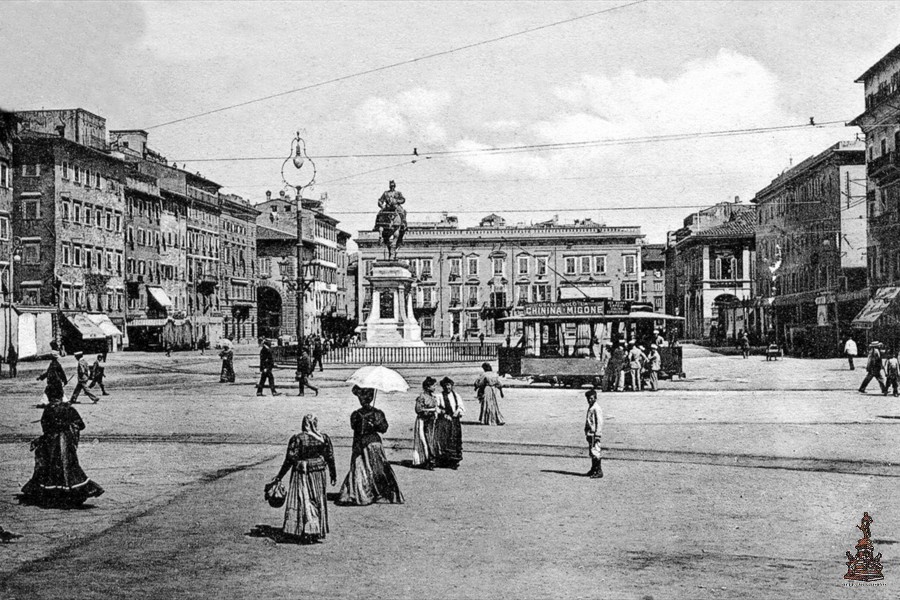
[374,180,408,261]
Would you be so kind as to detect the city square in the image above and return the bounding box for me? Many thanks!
[5,2,900,598]
[1,346,898,598]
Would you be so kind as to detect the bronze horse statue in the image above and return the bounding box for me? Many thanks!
[375,207,406,261]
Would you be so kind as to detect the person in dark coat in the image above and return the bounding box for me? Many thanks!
[859,342,887,394]
[37,351,67,405]
[87,354,109,396]
[21,395,104,506]
[256,339,282,397]
[69,351,99,404]
[295,349,318,396]
[8,343,17,378]
[312,339,324,372]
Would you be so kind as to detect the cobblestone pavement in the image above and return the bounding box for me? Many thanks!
[0,346,897,598]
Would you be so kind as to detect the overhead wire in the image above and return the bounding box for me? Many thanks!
[145,0,648,131]
[175,120,851,164]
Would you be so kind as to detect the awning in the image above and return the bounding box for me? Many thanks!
[64,313,107,340]
[87,313,123,337]
[852,287,900,329]
[146,286,173,308]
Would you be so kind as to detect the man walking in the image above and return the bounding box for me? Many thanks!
[584,388,603,478]
[88,354,109,396]
[844,337,858,371]
[70,351,100,404]
[884,350,900,397]
[256,339,281,397]
[859,341,887,394]
[295,348,318,396]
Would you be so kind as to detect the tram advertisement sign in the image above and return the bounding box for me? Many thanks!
[522,300,631,318]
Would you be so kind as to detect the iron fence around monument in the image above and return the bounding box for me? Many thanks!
[272,342,500,365]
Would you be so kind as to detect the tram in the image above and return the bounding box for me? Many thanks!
[497,299,685,388]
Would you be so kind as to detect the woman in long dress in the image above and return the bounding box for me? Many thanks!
[21,395,104,506]
[219,341,235,383]
[412,377,439,469]
[271,414,336,544]
[433,376,464,469]
[337,386,405,506]
[474,362,505,426]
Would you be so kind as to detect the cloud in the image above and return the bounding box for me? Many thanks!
[355,87,450,145]
[454,48,828,184]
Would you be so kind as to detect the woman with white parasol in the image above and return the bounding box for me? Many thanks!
[336,367,406,506]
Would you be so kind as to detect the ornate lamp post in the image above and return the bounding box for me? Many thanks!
[281,132,316,347]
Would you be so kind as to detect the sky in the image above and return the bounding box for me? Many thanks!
[2,1,900,248]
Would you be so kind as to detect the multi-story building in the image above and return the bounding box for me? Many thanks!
[184,172,223,343]
[668,201,756,341]
[355,213,645,339]
[321,229,356,341]
[641,243,666,313]
[849,43,900,347]
[0,112,14,303]
[12,110,127,351]
[110,129,192,349]
[254,191,351,341]
[219,193,259,342]
[751,141,867,355]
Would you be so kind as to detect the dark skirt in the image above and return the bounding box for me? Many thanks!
[283,462,329,539]
[220,359,235,383]
[21,431,104,505]
[337,442,404,506]
[433,416,462,466]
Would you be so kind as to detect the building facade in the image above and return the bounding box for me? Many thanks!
[254,192,351,341]
[668,202,756,341]
[12,118,128,352]
[751,141,867,356]
[355,213,645,340]
[641,243,666,313]
[219,193,259,342]
[849,44,900,347]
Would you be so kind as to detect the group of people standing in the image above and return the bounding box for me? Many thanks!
[601,339,662,392]
[269,361,510,544]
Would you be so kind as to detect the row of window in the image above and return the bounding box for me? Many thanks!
[60,244,124,274]
[60,161,109,191]
[59,287,124,313]
[364,254,637,279]
[60,198,124,231]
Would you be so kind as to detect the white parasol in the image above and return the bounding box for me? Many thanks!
[346,365,409,393]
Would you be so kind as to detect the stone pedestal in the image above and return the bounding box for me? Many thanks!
[359,261,425,347]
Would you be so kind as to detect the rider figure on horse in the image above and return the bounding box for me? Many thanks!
[375,180,408,260]
[376,180,407,229]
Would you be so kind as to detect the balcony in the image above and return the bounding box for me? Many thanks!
[867,151,900,186]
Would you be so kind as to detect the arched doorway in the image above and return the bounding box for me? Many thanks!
[712,293,741,341]
[257,287,283,339]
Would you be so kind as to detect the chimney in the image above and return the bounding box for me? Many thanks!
[734,195,740,204]
[266,190,272,201]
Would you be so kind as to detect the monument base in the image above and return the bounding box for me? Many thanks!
[359,261,426,348]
